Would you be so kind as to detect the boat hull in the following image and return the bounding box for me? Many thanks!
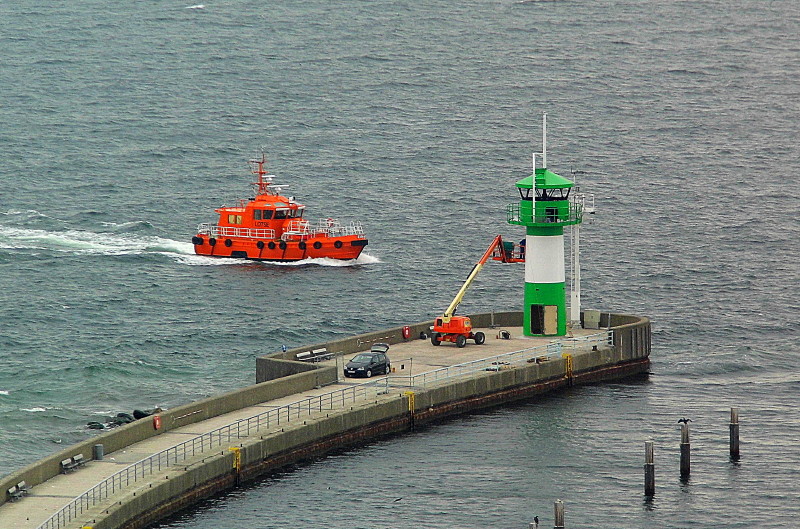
[192,235,367,261]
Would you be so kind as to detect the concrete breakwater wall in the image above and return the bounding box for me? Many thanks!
[0,368,336,509]
[1,311,649,529]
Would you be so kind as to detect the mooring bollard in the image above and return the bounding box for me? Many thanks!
[680,423,691,478]
[554,499,565,529]
[644,440,655,496]
[730,407,740,459]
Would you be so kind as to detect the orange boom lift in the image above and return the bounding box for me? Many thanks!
[430,235,521,347]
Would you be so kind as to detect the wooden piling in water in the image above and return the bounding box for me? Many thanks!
[644,441,655,496]
[730,407,740,459]
[680,423,690,478]
[554,499,565,529]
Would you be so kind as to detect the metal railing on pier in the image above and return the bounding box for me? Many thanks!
[36,378,389,529]
[38,329,611,529]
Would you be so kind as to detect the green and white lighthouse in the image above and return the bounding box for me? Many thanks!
[508,114,585,336]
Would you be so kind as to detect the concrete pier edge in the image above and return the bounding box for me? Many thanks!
[1,310,650,529]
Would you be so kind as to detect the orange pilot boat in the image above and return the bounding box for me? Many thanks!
[192,155,368,261]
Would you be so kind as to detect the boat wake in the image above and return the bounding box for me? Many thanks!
[176,251,381,267]
[0,223,379,268]
[0,225,194,258]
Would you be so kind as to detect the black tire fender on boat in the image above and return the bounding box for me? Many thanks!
[209,238,217,246]
[279,241,287,250]
[256,241,265,249]
[191,236,203,246]
[224,239,233,247]
[334,240,343,248]
[268,241,276,250]
[299,241,306,250]
[313,241,322,249]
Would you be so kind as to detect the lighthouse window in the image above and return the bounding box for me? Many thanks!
[519,188,533,200]
[536,188,570,200]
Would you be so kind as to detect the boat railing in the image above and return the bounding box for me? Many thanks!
[312,219,365,238]
[196,223,276,240]
[281,220,312,241]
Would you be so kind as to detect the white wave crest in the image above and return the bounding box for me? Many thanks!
[0,390,9,396]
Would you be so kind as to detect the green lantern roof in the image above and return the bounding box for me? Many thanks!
[516,168,574,189]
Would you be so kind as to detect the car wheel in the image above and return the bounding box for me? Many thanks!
[431,333,441,346]
[456,335,467,348]
[366,369,372,378]
[385,364,391,375]
[474,332,485,345]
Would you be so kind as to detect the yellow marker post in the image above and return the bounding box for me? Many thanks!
[404,391,416,415]
[229,447,241,472]
[562,353,574,384]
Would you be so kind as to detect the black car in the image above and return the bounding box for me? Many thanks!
[344,344,390,378]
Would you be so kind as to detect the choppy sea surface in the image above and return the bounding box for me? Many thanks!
[1,0,798,527]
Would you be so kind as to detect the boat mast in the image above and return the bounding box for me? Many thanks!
[250,152,271,196]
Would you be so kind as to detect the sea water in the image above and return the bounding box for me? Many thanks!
[1,1,798,527]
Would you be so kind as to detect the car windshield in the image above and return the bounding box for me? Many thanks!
[351,354,373,363]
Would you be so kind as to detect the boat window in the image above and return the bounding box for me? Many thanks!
[254,210,262,220]
[263,210,273,219]
[275,210,287,219]
[227,214,243,225]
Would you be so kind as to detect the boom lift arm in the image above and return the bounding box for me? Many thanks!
[441,235,511,323]
[431,235,516,348]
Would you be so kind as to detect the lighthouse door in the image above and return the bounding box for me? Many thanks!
[543,305,558,335]
[530,304,559,335]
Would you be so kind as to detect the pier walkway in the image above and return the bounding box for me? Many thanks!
[0,325,623,529]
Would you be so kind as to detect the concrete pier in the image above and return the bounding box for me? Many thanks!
[0,311,649,529]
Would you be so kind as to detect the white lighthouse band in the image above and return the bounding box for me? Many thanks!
[524,234,565,284]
